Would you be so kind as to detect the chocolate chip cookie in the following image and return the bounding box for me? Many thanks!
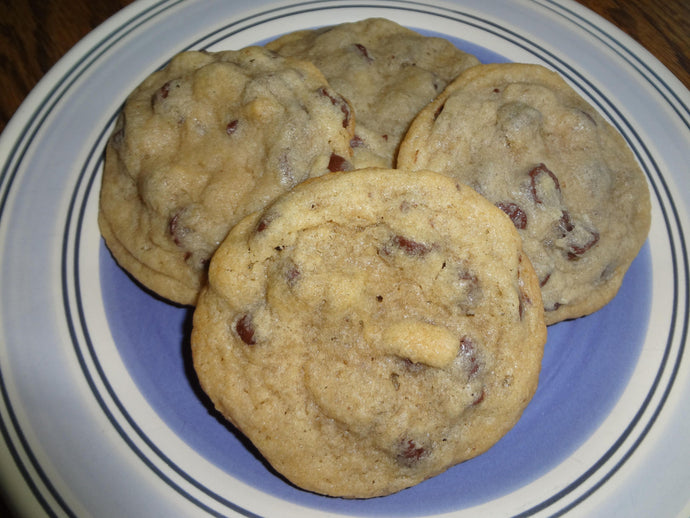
[99,46,355,305]
[191,168,546,497]
[398,63,651,324]
[266,18,479,168]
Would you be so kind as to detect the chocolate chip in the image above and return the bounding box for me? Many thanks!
[518,288,531,320]
[236,314,256,345]
[159,81,171,99]
[397,438,428,466]
[392,235,431,256]
[354,43,373,62]
[567,230,600,259]
[319,87,351,128]
[529,163,560,204]
[256,219,270,232]
[539,272,551,287]
[471,389,485,405]
[558,211,575,235]
[226,119,239,135]
[168,210,186,247]
[496,202,527,229]
[255,212,277,233]
[328,153,351,172]
[558,211,600,259]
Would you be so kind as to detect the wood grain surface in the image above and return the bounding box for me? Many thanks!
[0,0,687,516]
[0,0,688,134]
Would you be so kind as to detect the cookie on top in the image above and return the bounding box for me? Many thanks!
[192,168,547,498]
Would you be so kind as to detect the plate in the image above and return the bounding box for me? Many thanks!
[1,0,688,516]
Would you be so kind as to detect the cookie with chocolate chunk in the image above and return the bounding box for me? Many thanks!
[99,46,355,305]
[191,168,546,498]
[266,18,479,168]
[398,63,651,324]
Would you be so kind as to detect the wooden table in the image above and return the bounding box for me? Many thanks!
[0,0,688,134]
[0,1,687,516]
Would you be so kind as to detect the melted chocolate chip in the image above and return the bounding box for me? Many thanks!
[567,231,600,259]
[496,202,527,229]
[472,389,485,405]
[256,215,273,233]
[340,102,351,128]
[319,87,351,128]
[558,211,600,259]
[518,288,532,320]
[328,153,351,172]
[236,314,256,345]
[397,438,427,466]
[539,272,551,287]
[529,163,560,204]
[168,211,185,247]
[558,211,575,235]
[159,81,171,99]
[392,235,431,256]
[226,119,239,135]
[354,43,373,62]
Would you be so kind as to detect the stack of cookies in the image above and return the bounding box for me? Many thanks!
[98,18,650,498]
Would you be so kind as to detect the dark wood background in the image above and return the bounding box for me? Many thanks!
[0,0,688,134]
[0,0,687,516]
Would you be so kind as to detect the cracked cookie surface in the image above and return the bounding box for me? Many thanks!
[99,46,354,305]
[191,168,546,498]
[266,18,479,168]
[398,63,651,324]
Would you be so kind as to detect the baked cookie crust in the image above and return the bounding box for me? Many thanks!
[266,18,479,168]
[398,63,651,324]
[99,47,355,305]
[192,168,546,498]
